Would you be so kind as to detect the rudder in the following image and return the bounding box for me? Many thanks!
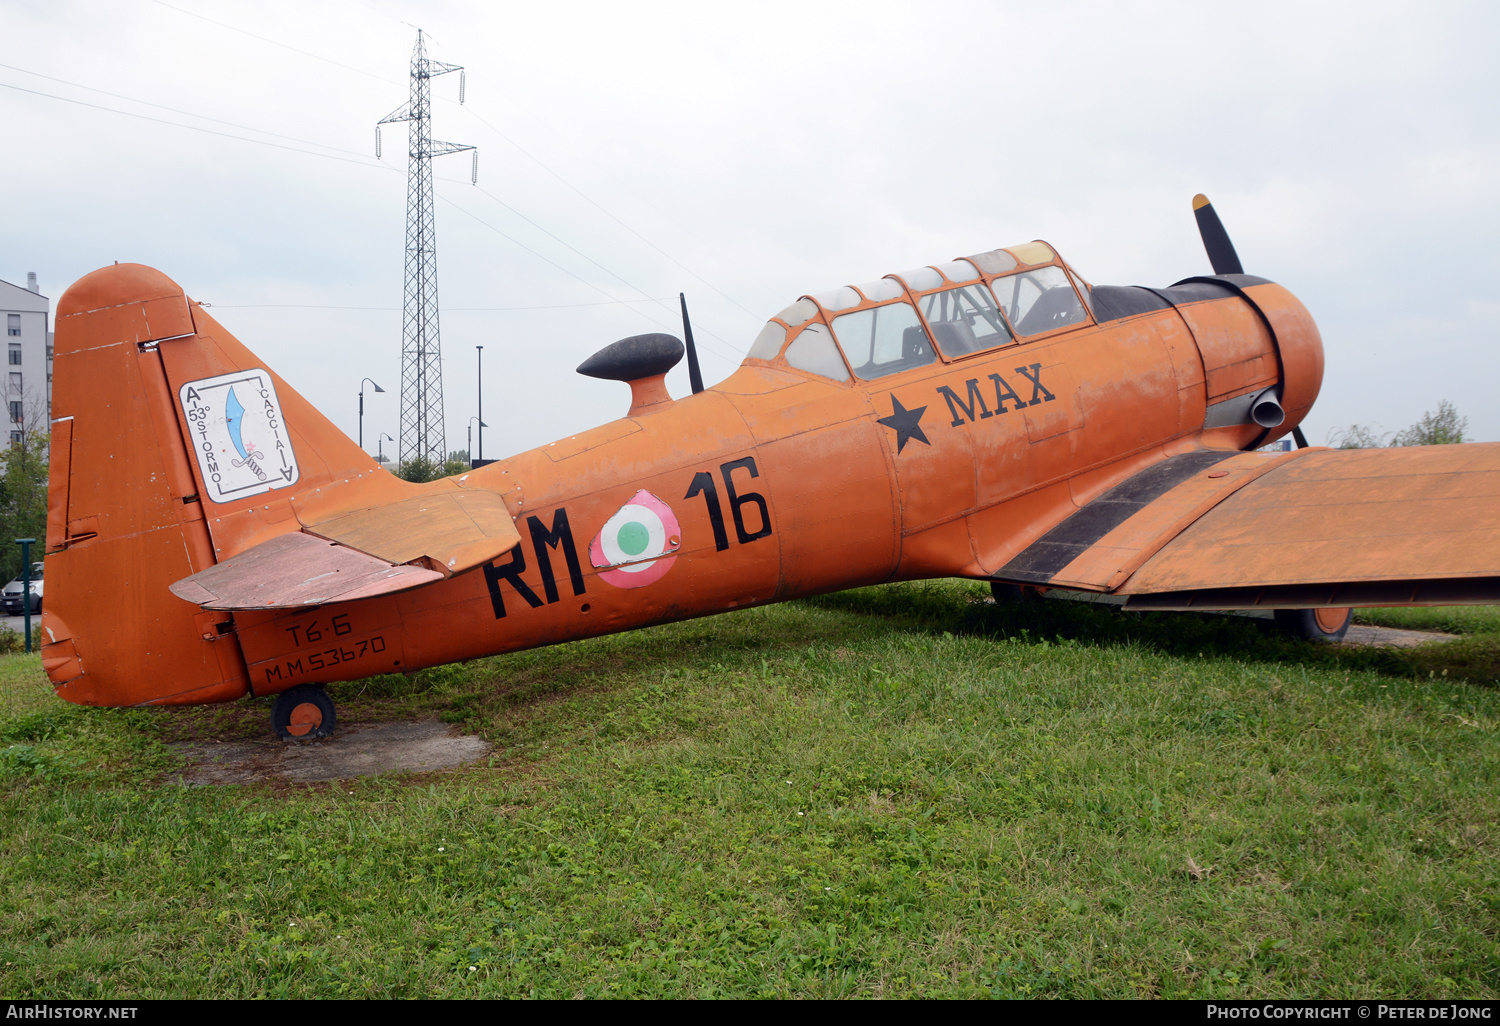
[44,265,248,705]
[44,263,402,706]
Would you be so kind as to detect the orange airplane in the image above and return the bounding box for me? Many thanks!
[40,197,1500,740]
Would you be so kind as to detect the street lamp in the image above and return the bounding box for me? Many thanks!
[358,377,385,450]
[467,416,488,466]
[475,346,484,463]
[377,431,395,468]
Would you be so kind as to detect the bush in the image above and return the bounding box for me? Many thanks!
[397,455,473,481]
[1328,400,1468,449]
[1392,399,1467,446]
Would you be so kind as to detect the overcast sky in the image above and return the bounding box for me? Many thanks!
[4,0,1498,457]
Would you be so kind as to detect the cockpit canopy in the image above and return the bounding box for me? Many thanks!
[746,241,1093,383]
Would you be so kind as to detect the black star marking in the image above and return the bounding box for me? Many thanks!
[878,394,930,454]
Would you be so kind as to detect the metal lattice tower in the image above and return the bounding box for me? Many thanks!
[376,30,476,472]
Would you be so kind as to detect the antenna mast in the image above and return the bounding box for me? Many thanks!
[376,30,477,475]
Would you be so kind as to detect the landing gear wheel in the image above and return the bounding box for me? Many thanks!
[991,581,1044,604]
[1274,607,1352,643]
[271,685,336,742]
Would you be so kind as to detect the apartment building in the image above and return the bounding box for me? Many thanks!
[0,273,52,444]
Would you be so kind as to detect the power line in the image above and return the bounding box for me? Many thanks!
[437,189,741,365]
[145,0,773,328]
[543,142,789,307]
[466,182,744,358]
[460,103,787,307]
[0,73,734,354]
[459,106,769,326]
[12,12,757,362]
[212,297,676,311]
[438,190,738,363]
[0,61,376,161]
[0,77,658,332]
[435,193,685,342]
[149,0,402,87]
[0,78,394,170]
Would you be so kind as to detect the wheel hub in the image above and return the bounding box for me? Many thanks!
[286,702,323,737]
[1314,607,1350,634]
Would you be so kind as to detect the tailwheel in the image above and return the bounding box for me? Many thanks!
[271,685,337,742]
[1274,606,1353,643]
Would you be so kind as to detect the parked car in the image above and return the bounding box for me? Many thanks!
[3,562,43,615]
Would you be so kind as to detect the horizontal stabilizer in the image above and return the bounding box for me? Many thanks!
[169,532,444,610]
[303,489,521,573]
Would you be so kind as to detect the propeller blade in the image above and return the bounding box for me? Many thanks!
[680,292,705,394]
[1192,193,1244,276]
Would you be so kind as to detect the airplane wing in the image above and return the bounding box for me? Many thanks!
[993,444,1500,609]
[169,490,522,610]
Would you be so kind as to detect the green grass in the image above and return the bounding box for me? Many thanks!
[1357,605,1500,635]
[1354,606,1500,684]
[2,584,1497,998]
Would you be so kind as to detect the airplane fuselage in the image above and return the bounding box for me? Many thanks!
[226,275,1312,696]
[40,245,1321,713]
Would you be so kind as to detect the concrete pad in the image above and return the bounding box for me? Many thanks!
[171,719,491,785]
[1342,624,1459,648]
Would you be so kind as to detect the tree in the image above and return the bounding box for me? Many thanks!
[442,449,471,476]
[396,454,470,482]
[1392,399,1467,446]
[396,456,441,483]
[0,428,49,584]
[1327,423,1389,449]
[1327,401,1468,449]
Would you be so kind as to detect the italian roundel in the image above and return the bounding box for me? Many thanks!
[588,490,682,589]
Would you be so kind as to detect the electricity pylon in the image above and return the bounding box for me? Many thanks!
[376,30,477,474]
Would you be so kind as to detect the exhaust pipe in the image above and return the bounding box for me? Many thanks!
[1250,386,1285,429]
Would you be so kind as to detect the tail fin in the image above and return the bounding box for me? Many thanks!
[45,264,410,706]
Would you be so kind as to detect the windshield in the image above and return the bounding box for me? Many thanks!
[783,324,849,381]
[8,563,42,585]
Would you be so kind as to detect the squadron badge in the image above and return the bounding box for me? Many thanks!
[179,369,299,503]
